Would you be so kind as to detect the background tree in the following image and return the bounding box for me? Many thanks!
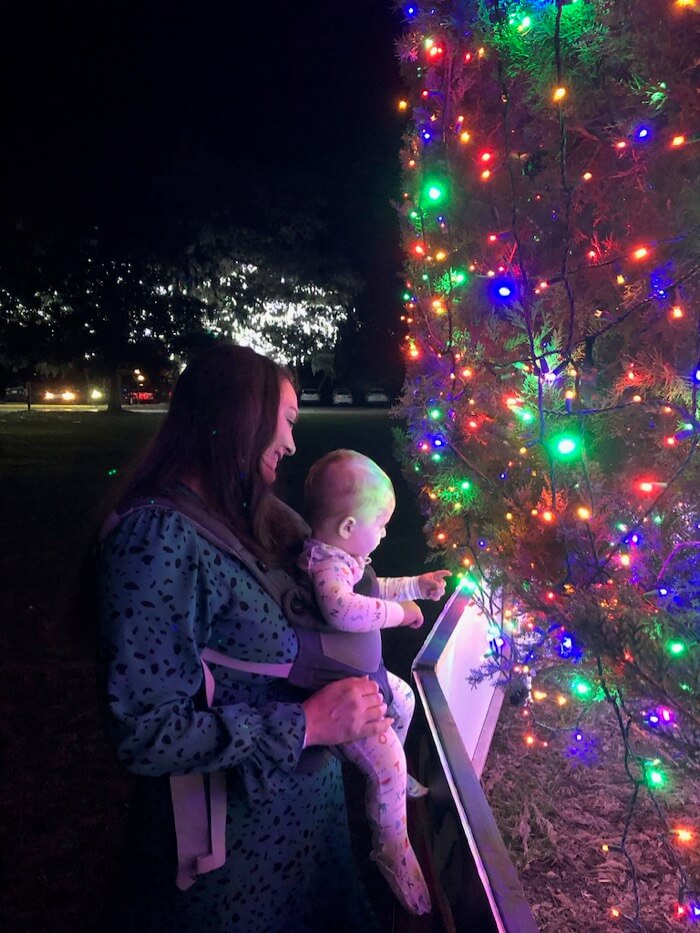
[182,224,358,369]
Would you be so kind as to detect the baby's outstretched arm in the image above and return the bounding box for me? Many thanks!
[377,569,451,602]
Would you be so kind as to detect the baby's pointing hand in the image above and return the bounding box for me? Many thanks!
[418,570,451,600]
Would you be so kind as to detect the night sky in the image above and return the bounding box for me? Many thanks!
[1,0,407,384]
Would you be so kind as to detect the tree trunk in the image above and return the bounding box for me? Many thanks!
[25,379,31,412]
[106,367,122,412]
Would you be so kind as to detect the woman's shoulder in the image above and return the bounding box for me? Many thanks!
[101,501,201,553]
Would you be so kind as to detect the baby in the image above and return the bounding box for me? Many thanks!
[298,449,450,915]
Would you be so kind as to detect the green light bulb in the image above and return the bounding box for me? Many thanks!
[572,678,592,698]
[423,178,448,206]
[558,438,577,455]
[668,640,686,657]
[550,433,581,460]
[645,761,666,789]
[460,480,471,490]
[429,407,442,420]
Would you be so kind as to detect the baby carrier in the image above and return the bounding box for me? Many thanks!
[101,492,390,890]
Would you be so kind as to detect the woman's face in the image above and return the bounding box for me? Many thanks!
[259,378,298,484]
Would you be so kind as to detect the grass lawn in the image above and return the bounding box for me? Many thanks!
[0,407,440,932]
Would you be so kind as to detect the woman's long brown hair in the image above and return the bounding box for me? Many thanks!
[121,342,305,563]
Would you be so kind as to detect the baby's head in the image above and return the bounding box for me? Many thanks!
[304,449,396,557]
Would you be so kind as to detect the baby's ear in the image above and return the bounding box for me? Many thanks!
[338,516,356,540]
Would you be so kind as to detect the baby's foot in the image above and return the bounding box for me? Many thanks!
[406,774,429,799]
[370,844,431,915]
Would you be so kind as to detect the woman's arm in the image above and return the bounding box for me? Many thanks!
[98,511,305,780]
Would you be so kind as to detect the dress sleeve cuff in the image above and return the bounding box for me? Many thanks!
[235,702,307,805]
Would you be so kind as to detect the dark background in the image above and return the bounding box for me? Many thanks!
[0,0,407,386]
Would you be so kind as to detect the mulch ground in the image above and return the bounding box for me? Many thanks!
[481,667,700,933]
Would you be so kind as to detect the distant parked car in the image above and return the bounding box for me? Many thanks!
[4,385,28,402]
[128,390,156,404]
[332,388,353,406]
[299,388,321,405]
[366,387,390,406]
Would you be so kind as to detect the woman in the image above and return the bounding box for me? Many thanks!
[97,343,390,932]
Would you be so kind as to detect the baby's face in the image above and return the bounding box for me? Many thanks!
[344,490,396,558]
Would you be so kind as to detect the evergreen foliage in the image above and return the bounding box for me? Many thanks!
[394,0,698,919]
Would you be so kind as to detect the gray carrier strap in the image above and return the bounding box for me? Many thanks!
[200,646,293,679]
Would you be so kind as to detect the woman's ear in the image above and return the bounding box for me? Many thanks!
[338,516,356,540]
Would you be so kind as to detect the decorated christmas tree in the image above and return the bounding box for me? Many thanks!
[394,0,698,922]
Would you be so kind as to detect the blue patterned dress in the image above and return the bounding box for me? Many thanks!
[98,505,380,932]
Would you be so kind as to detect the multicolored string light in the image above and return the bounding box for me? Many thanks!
[394,0,699,924]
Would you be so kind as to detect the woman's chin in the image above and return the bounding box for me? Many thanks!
[260,461,277,485]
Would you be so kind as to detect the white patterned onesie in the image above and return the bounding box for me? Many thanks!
[296,539,430,913]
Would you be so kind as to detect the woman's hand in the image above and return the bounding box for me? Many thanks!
[417,569,451,600]
[302,676,393,747]
[399,600,424,629]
